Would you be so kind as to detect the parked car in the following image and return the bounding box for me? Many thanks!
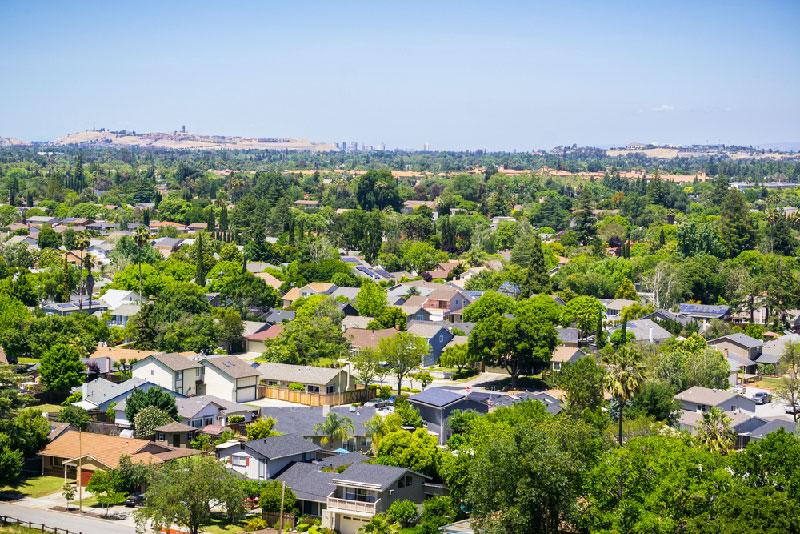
[386,395,401,406]
[125,493,145,507]
[364,398,387,409]
[785,404,800,415]
[753,392,772,404]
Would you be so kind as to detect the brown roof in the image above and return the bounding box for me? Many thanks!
[39,431,156,469]
[346,328,398,350]
[426,288,457,301]
[155,421,196,433]
[403,295,428,308]
[152,352,202,371]
[91,346,160,363]
[550,346,584,363]
[282,287,301,302]
[245,324,283,341]
[255,271,283,289]
[203,355,259,379]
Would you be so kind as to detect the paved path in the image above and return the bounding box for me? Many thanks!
[0,502,135,534]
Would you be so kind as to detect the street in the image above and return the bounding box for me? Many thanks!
[0,502,136,534]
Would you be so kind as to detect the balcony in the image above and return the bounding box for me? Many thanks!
[326,494,380,516]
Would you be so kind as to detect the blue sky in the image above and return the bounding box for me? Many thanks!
[1,1,798,150]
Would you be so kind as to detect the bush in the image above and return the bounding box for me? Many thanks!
[453,367,478,379]
[245,518,267,532]
[421,496,456,533]
[410,388,421,394]
[228,414,245,424]
[401,386,411,392]
[388,499,419,528]
[378,385,393,399]
[289,382,305,392]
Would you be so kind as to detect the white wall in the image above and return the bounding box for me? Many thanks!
[204,366,236,402]
[133,360,173,391]
[235,375,258,402]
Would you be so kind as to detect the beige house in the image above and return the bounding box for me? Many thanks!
[132,353,204,396]
[257,362,355,394]
[201,355,259,402]
[549,347,586,372]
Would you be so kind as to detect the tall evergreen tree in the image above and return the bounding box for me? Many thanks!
[573,187,596,246]
[522,234,550,297]
[73,152,85,191]
[219,206,229,233]
[195,232,206,287]
[206,207,216,233]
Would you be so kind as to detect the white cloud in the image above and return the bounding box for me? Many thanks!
[651,104,675,112]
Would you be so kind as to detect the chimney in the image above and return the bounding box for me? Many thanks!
[724,348,729,358]
[649,327,653,344]
[322,405,330,416]
[240,442,245,450]
[81,382,88,397]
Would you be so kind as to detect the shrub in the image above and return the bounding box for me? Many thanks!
[379,385,393,399]
[245,518,267,532]
[387,499,419,528]
[401,386,411,392]
[410,388,421,394]
[289,382,305,392]
[228,415,245,424]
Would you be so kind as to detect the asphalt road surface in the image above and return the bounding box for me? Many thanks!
[0,502,136,534]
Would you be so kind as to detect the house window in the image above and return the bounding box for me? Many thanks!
[156,432,165,441]
[307,385,320,394]
[190,419,203,428]
[51,457,63,467]
[203,416,214,426]
[416,315,423,321]
[439,335,443,342]
[326,385,335,394]
[150,369,154,376]
[231,455,248,467]
[258,459,266,479]
[405,475,413,487]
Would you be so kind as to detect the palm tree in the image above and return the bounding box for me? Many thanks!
[363,413,403,453]
[697,407,734,454]
[603,343,646,446]
[74,232,90,302]
[314,412,354,449]
[133,226,150,299]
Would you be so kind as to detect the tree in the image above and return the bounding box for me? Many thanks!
[356,279,387,318]
[628,381,680,425]
[603,344,646,446]
[0,434,23,486]
[387,499,418,528]
[58,405,89,430]
[75,232,90,298]
[194,231,206,287]
[352,347,382,388]
[86,470,127,516]
[134,406,175,438]
[655,334,731,392]
[314,412,354,448]
[40,343,85,393]
[555,357,604,414]
[259,480,296,513]
[378,332,428,394]
[61,483,76,511]
[562,296,605,340]
[216,308,244,352]
[719,189,758,258]
[573,187,596,246]
[376,428,440,477]
[687,483,800,534]
[393,397,423,427]
[521,234,550,298]
[125,387,178,425]
[776,341,800,422]
[439,343,475,374]
[246,417,280,440]
[135,455,246,534]
[3,408,50,458]
[420,496,457,534]
[461,291,515,323]
[696,407,734,455]
[364,413,403,453]
[38,224,61,250]
[614,278,639,301]
[359,514,399,534]
[133,226,151,298]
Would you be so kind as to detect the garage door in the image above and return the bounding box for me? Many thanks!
[236,387,256,403]
[339,516,369,534]
[80,469,94,487]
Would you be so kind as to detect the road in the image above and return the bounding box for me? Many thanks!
[0,502,135,534]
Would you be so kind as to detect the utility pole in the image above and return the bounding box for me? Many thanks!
[78,427,83,513]
[278,482,286,532]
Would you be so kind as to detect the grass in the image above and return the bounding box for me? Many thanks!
[399,528,424,534]
[0,526,50,534]
[0,475,64,498]
[31,403,64,414]
[753,376,783,390]
[69,496,100,507]
[16,358,39,364]
[202,514,246,534]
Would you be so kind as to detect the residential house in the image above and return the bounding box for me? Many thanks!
[131,353,204,396]
[257,363,355,394]
[277,462,338,519]
[346,328,398,354]
[152,237,184,258]
[216,434,320,480]
[644,309,695,329]
[679,303,731,325]
[99,289,143,309]
[342,316,373,330]
[708,333,763,363]
[201,355,259,402]
[107,302,141,328]
[254,271,283,290]
[294,199,320,208]
[677,410,766,449]
[600,298,638,321]
[324,463,429,534]
[80,356,114,378]
[407,388,489,444]
[74,377,183,413]
[330,287,361,304]
[422,288,465,322]
[263,309,296,325]
[115,394,257,428]
[608,319,671,345]
[42,301,108,316]
[154,422,196,448]
[549,346,586,372]
[281,283,338,308]
[749,417,799,441]
[244,324,283,354]
[757,334,800,368]
[187,222,208,234]
[557,327,581,347]
[90,346,160,364]
[405,321,454,366]
[400,295,433,322]
[674,386,756,414]
[258,406,378,452]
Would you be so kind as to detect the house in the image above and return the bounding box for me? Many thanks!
[42,301,108,316]
[106,302,141,327]
[677,410,766,449]
[187,222,208,233]
[405,321,454,366]
[342,316,373,330]
[152,237,184,258]
[600,298,638,320]
[422,288,465,322]
[258,406,378,452]
[674,386,756,414]
[407,388,489,444]
[216,434,320,480]
[131,353,204,396]
[264,309,296,325]
[644,309,695,330]
[708,333,763,363]
[346,328,398,353]
[201,355,259,402]
[549,346,586,372]
[90,346,160,364]
[679,303,731,324]
[115,394,257,428]
[294,199,320,208]
[402,200,436,213]
[99,289,144,309]
[330,287,361,304]
[39,431,198,486]
[749,417,798,441]
[244,324,283,354]
[400,295,433,322]
[257,363,355,393]
[758,334,800,368]
[254,271,283,290]
[75,377,183,413]
[281,283,338,308]
[80,356,114,378]
[324,463,429,534]
[557,327,581,347]
[608,319,671,345]
[277,462,339,519]
[154,421,196,448]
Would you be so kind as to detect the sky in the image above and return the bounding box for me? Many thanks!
[1,1,799,150]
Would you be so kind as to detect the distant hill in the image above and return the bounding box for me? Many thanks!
[757,142,800,153]
[51,130,339,152]
[0,137,29,147]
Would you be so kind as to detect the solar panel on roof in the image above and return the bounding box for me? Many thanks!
[374,268,391,277]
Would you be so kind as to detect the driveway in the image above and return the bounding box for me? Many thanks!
[0,502,135,534]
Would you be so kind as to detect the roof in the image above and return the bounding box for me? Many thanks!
[257,362,343,385]
[202,355,258,379]
[111,303,142,316]
[408,387,465,408]
[342,316,373,330]
[679,303,730,318]
[678,410,760,431]
[425,288,458,302]
[346,328,398,350]
[406,320,449,338]
[81,377,150,406]
[674,386,742,407]
[603,298,638,311]
[264,309,296,324]
[751,418,797,439]
[557,327,580,344]
[151,353,202,371]
[646,309,694,325]
[155,421,196,433]
[609,319,671,343]
[276,463,337,503]
[315,451,369,469]
[245,324,283,341]
[243,434,320,460]
[709,333,763,350]
[763,334,800,357]
[48,422,71,441]
[282,287,301,302]
[333,462,416,491]
[258,406,377,438]
[175,395,255,418]
[90,346,160,363]
[550,346,585,363]
[305,282,335,293]
[254,271,283,289]
[39,431,155,469]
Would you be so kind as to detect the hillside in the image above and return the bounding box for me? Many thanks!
[0,137,29,147]
[52,129,339,152]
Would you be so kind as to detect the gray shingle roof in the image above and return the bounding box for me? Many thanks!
[710,333,763,349]
[751,418,797,439]
[333,462,412,491]
[557,327,580,344]
[316,452,369,469]
[258,406,377,438]
[243,434,320,460]
[674,386,738,406]
[409,388,464,408]
[82,378,149,405]
[276,463,337,503]
[153,353,203,371]
[155,421,195,433]
[763,334,800,357]
[257,362,342,386]
[203,355,258,379]
[264,309,296,324]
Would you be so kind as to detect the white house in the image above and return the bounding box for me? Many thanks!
[100,289,144,309]
[132,353,204,396]
[114,394,257,428]
[216,434,320,480]
[201,355,259,402]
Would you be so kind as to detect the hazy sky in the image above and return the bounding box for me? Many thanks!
[1,1,798,150]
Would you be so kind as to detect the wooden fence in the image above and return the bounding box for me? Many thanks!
[256,385,374,406]
[0,515,83,534]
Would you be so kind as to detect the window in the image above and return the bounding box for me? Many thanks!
[405,475,413,487]
[307,385,320,394]
[258,459,266,479]
[190,419,203,428]
[416,314,423,321]
[326,385,335,394]
[156,432,165,441]
[231,455,248,467]
[52,457,63,467]
[203,416,214,426]
[150,369,154,376]
[439,335,443,342]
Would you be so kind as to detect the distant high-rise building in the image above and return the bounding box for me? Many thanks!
[378,143,386,151]
[347,141,358,152]
[423,143,430,151]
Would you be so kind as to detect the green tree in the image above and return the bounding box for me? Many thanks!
[352,347,382,388]
[194,231,206,287]
[387,499,418,528]
[521,234,550,298]
[603,343,646,446]
[37,224,61,250]
[216,308,244,352]
[259,480,296,513]
[573,187,596,246]
[86,470,127,516]
[775,341,800,422]
[420,496,457,534]
[439,343,475,374]
[378,331,428,394]
[246,417,280,440]
[314,412,354,448]
[58,405,89,429]
[614,278,639,301]
[0,434,23,486]
[719,189,758,258]
[696,407,734,455]
[135,455,246,534]
[393,396,423,428]
[555,357,604,414]
[40,343,85,393]
[134,406,175,438]
[562,296,605,340]
[376,428,440,477]
[125,387,178,425]
[356,278,387,318]
[359,514,399,534]
[133,226,151,298]
[461,291,516,323]
[3,408,50,458]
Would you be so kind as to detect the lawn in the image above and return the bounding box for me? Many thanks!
[399,528,424,534]
[69,496,100,508]
[0,475,64,498]
[202,514,246,534]
[753,377,783,390]
[0,526,51,534]
[31,404,64,414]
[16,358,39,364]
